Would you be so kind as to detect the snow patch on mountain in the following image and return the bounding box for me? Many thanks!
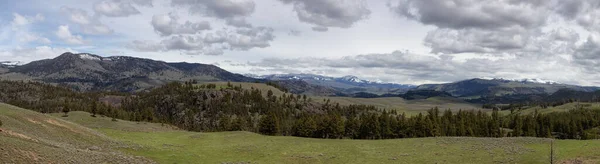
[480,77,560,84]
[79,54,102,61]
[0,61,24,68]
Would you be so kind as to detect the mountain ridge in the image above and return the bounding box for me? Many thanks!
[1,52,257,92]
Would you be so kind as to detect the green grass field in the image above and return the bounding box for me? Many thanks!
[50,107,600,164]
[0,103,153,163]
[498,102,600,116]
[2,100,600,163]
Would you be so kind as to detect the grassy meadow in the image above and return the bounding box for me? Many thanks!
[52,108,600,164]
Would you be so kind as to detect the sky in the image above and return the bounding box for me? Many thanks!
[1,0,600,86]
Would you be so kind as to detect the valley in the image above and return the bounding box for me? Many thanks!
[2,103,599,163]
[3,53,600,163]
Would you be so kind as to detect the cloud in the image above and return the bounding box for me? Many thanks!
[55,25,84,45]
[93,0,141,17]
[11,13,44,27]
[19,33,51,44]
[171,0,255,19]
[227,27,275,50]
[423,27,581,55]
[424,28,526,54]
[132,0,154,7]
[151,13,211,36]
[389,0,549,30]
[126,40,163,52]
[573,34,600,72]
[280,0,371,29]
[225,17,252,28]
[128,26,274,55]
[248,50,582,84]
[288,29,302,36]
[61,7,114,35]
[311,26,328,32]
[0,46,76,63]
[9,13,50,44]
[552,0,600,32]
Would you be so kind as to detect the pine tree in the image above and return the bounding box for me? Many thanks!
[293,115,317,137]
[62,106,70,117]
[91,101,98,117]
[259,113,280,135]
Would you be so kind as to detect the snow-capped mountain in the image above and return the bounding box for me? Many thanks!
[481,77,560,85]
[0,61,24,67]
[249,73,416,93]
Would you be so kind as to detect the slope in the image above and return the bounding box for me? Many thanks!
[1,52,256,92]
[54,110,600,164]
[416,78,599,98]
[0,103,153,163]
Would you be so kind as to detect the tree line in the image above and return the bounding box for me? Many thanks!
[1,80,599,139]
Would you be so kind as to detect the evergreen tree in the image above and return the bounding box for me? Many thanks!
[259,112,280,135]
[91,101,98,117]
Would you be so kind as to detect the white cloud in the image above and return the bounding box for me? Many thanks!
[94,0,141,17]
[11,13,44,27]
[61,7,114,35]
[9,13,50,44]
[0,46,76,63]
[171,0,256,19]
[55,25,84,45]
[151,13,211,36]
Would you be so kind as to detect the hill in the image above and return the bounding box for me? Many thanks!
[416,78,599,98]
[0,52,256,92]
[0,103,153,163]
[252,73,415,96]
[53,109,600,164]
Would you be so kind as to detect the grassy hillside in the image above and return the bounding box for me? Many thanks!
[202,82,482,115]
[0,103,153,163]
[53,110,600,164]
[201,82,287,96]
[319,96,482,116]
[500,102,600,116]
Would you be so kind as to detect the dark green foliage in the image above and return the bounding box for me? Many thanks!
[259,113,280,135]
[91,101,98,117]
[2,80,600,140]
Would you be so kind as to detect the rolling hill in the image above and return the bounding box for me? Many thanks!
[0,103,153,163]
[0,52,256,92]
[251,73,415,95]
[30,106,600,163]
[416,78,599,98]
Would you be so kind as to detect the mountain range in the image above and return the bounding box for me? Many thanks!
[248,73,415,96]
[417,78,599,98]
[0,52,256,92]
[1,52,599,104]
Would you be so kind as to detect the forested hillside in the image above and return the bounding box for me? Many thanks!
[1,80,600,139]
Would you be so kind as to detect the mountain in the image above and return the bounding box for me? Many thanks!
[251,73,416,95]
[415,78,599,98]
[0,52,258,92]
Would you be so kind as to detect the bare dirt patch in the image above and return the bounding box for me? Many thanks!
[45,119,86,135]
[2,130,38,142]
[26,118,46,127]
